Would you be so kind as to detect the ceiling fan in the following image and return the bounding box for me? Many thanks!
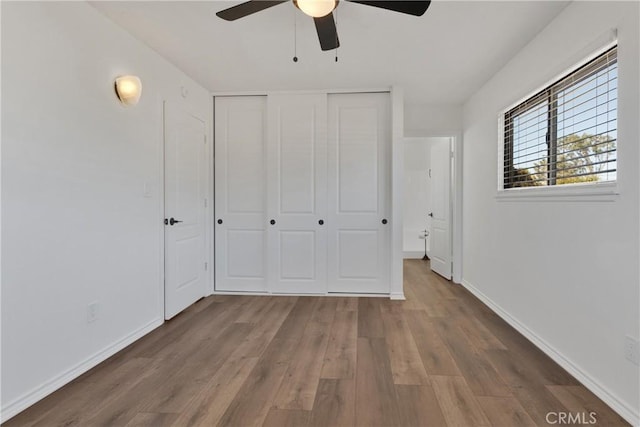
[216,0,431,51]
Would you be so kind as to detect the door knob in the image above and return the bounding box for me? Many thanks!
[319,219,324,225]
[381,219,388,225]
[428,212,433,217]
[169,218,183,226]
[217,219,223,224]
[270,219,276,225]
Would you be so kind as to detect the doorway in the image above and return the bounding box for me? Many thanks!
[402,136,456,281]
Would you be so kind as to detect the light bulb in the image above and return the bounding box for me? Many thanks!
[295,0,337,18]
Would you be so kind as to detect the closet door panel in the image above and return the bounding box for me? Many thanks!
[268,94,327,294]
[215,96,268,292]
[327,93,391,294]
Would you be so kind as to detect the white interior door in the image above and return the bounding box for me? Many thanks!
[429,138,452,279]
[327,92,391,294]
[267,94,328,293]
[214,96,268,292]
[164,102,207,319]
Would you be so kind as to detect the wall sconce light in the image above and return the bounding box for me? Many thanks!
[114,75,142,106]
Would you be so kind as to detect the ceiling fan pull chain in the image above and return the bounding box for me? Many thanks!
[334,8,339,62]
[293,6,299,63]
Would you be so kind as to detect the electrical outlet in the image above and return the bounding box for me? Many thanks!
[624,336,639,365]
[87,302,99,323]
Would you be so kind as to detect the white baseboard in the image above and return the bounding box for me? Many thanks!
[403,251,425,259]
[212,291,391,298]
[390,292,406,300]
[0,318,164,423]
[460,279,640,427]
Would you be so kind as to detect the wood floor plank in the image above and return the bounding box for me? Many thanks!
[381,310,429,385]
[141,323,255,413]
[355,337,400,426]
[262,409,310,427]
[484,348,572,425]
[430,375,491,427]
[8,381,123,427]
[357,298,385,337]
[434,318,512,397]
[404,309,461,376]
[395,384,448,427]
[272,297,318,341]
[232,297,298,358]
[82,360,177,426]
[235,296,275,323]
[321,310,358,379]
[456,312,508,350]
[476,396,537,427]
[170,356,260,426]
[217,359,290,427]
[119,300,228,361]
[335,297,358,311]
[547,385,630,426]
[310,296,338,323]
[273,320,332,410]
[308,379,355,427]
[124,412,179,427]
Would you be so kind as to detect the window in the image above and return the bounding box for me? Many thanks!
[503,46,618,190]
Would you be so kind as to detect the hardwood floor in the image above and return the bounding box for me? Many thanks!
[4,260,629,427]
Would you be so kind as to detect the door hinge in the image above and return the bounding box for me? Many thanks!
[204,198,208,208]
[205,262,208,271]
[428,169,431,178]
[204,135,207,144]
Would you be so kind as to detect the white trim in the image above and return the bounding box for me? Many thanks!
[451,132,463,284]
[0,318,164,423]
[496,181,619,202]
[389,292,406,301]
[158,96,166,321]
[403,251,425,259]
[211,291,390,298]
[460,279,639,427]
[390,86,405,298]
[211,88,391,97]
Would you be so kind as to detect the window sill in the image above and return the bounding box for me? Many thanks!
[496,182,619,202]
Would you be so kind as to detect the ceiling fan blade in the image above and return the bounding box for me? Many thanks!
[314,13,340,51]
[347,1,431,16]
[216,0,288,21]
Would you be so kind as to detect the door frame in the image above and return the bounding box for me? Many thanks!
[397,133,463,285]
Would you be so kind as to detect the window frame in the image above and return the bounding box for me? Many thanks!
[497,41,619,202]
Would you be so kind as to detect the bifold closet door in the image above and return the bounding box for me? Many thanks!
[267,94,328,293]
[327,92,391,294]
[214,96,268,292]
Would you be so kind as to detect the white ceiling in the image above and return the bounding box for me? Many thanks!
[90,0,570,105]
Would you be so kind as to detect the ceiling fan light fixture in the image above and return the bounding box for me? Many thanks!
[294,0,337,18]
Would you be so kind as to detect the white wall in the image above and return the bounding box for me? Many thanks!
[405,104,462,137]
[462,1,639,424]
[0,2,211,420]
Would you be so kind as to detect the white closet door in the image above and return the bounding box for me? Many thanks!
[267,94,328,293]
[327,93,391,294]
[214,96,268,292]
